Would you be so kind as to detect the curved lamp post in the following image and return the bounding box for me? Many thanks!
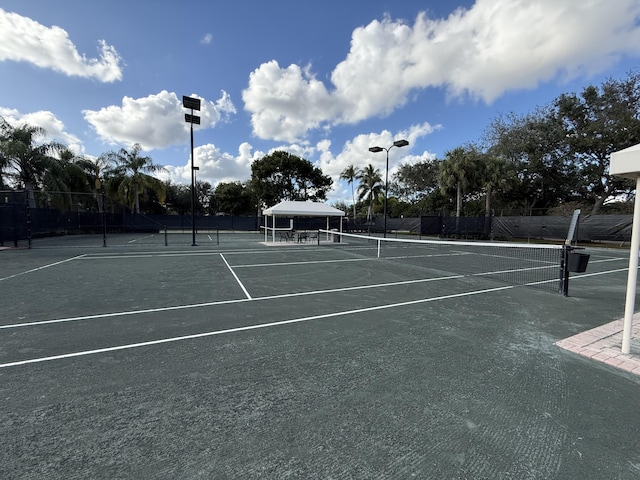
[368,139,409,238]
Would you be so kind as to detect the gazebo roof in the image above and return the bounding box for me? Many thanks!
[263,201,345,217]
[610,142,640,179]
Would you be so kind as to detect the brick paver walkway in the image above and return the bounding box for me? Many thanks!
[556,314,640,375]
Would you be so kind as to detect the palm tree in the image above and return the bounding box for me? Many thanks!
[77,154,113,213]
[478,154,508,218]
[0,117,11,189]
[438,147,478,217]
[40,149,95,210]
[357,164,383,223]
[105,143,165,213]
[340,164,360,220]
[0,122,64,207]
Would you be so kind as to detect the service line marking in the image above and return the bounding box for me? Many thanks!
[0,254,86,282]
[0,274,464,330]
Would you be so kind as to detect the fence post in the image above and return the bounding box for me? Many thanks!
[26,197,32,249]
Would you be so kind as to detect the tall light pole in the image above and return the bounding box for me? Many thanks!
[183,95,201,246]
[369,139,409,238]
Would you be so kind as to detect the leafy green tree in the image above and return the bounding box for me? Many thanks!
[484,72,640,214]
[392,158,440,202]
[357,164,383,223]
[483,109,574,214]
[340,164,360,219]
[164,181,191,215]
[104,143,165,213]
[250,151,332,207]
[553,73,640,213]
[195,180,213,215]
[214,181,255,216]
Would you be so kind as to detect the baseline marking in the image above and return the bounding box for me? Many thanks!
[0,283,514,369]
[0,254,86,282]
[220,253,252,299]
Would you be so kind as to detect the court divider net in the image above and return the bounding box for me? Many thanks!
[317,229,565,294]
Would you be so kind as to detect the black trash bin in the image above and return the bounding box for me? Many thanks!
[568,252,590,273]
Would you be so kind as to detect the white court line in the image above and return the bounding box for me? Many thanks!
[233,257,372,268]
[127,235,156,244]
[0,254,86,282]
[79,252,226,259]
[568,267,629,279]
[0,283,513,369]
[0,275,464,330]
[220,253,252,299]
[77,247,330,260]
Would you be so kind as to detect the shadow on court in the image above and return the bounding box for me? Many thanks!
[1,234,639,479]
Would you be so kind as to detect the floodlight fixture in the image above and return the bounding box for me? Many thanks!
[184,114,201,125]
[182,95,201,111]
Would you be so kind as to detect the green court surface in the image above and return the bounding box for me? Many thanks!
[1,232,640,479]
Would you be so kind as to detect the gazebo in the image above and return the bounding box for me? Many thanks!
[262,200,345,243]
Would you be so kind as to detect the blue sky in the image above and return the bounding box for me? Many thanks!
[1,0,640,204]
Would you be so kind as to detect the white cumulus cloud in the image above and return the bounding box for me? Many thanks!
[159,142,258,188]
[0,8,123,82]
[243,0,640,142]
[83,90,236,150]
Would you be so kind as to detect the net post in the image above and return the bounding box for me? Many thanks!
[317,229,320,246]
[164,226,168,246]
[377,238,381,258]
[561,244,572,296]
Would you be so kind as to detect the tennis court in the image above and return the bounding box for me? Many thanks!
[1,232,640,479]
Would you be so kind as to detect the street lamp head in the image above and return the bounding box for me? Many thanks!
[393,139,409,148]
[369,146,384,153]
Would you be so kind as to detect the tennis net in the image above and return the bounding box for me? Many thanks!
[318,230,565,294]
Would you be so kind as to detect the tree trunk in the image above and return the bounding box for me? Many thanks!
[590,194,607,215]
[351,184,356,220]
[24,181,37,209]
[134,183,140,214]
[456,182,462,217]
[485,186,492,217]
